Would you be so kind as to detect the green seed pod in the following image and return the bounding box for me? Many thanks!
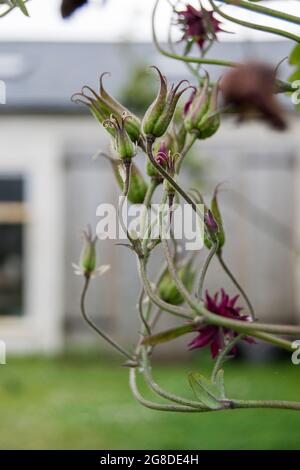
[104,113,136,161]
[142,67,191,138]
[159,264,195,306]
[72,73,141,144]
[184,78,210,134]
[195,84,221,140]
[211,185,225,251]
[104,155,148,204]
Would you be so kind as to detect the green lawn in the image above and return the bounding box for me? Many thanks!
[0,352,300,449]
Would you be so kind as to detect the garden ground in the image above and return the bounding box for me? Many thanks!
[0,351,299,449]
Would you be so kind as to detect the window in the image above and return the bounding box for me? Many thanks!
[0,177,25,317]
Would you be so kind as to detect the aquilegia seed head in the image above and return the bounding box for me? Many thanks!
[142,66,192,138]
[104,113,137,161]
[71,73,142,143]
[184,78,220,139]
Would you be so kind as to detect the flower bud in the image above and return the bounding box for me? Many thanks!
[71,73,141,143]
[184,78,209,134]
[185,79,220,140]
[103,155,148,204]
[143,67,191,138]
[159,263,195,305]
[79,226,97,276]
[104,113,136,161]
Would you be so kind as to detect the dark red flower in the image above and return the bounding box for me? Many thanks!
[177,4,223,50]
[188,289,255,358]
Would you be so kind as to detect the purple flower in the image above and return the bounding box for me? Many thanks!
[177,4,223,50]
[188,289,255,358]
[155,143,178,177]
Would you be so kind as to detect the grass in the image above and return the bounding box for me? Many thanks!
[0,351,300,449]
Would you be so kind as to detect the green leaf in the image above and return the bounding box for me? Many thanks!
[13,0,29,16]
[288,69,300,84]
[142,324,194,346]
[188,372,222,410]
[211,185,225,250]
[214,369,226,399]
[289,44,300,66]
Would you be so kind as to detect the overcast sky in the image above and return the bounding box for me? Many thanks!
[0,0,299,42]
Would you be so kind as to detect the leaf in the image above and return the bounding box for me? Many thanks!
[13,0,29,16]
[214,369,226,399]
[288,69,300,84]
[289,44,300,66]
[142,324,194,346]
[188,372,222,410]
[211,184,225,250]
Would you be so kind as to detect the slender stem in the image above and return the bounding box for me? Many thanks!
[209,0,300,43]
[138,288,151,336]
[80,275,134,361]
[198,242,219,300]
[230,399,300,411]
[218,253,256,321]
[146,137,202,218]
[211,334,243,383]
[176,135,197,173]
[218,0,300,26]
[141,349,210,410]
[138,258,192,320]
[152,0,238,68]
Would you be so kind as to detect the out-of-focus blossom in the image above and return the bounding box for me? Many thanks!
[177,4,224,50]
[220,62,287,130]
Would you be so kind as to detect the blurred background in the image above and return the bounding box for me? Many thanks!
[0,0,300,450]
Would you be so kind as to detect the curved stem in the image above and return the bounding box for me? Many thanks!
[138,288,151,336]
[80,275,134,361]
[138,258,193,320]
[152,0,238,68]
[209,0,300,43]
[211,334,243,383]
[218,253,256,321]
[176,135,197,173]
[141,349,210,410]
[129,368,207,412]
[218,0,300,26]
[198,242,219,300]
[146,137,202,218]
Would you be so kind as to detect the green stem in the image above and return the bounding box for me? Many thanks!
[211,334,243,383]
[198,242,219,300]
[146,137,202,218]
[218,253,256,321]
[219,0,300,26]
[129,368,208,412]
[209,0,300,42]
[80,276,134,361]
[138,258,192,320]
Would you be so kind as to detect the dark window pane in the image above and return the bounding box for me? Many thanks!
[0,224,23,316]
[0,178,23,202]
